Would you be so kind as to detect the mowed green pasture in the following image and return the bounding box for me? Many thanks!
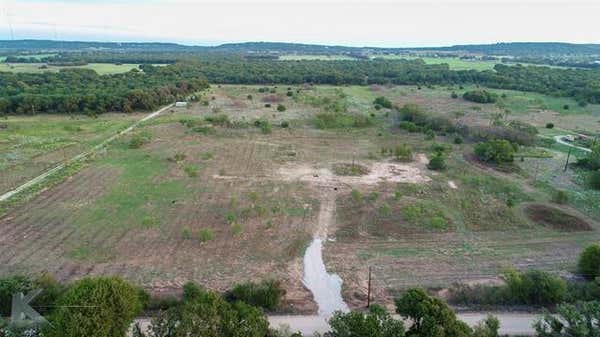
[0,62,142,74]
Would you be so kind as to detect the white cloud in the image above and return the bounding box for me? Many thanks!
[0,0,598,46]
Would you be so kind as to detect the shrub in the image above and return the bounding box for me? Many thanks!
[264,103,271,108]
[128,133,150,149]
[591,170,600,190]
[563,104,570,110]
[504,269,566,306]
[286,90,293,97]
[182,281,204,302]
[427,154,446,170]
[247,94,253,100]
[0,275,33,316]
[424,129,435,140]
[552,190,569,204]
[224,280,285,311]
[277,104,286,112]
[149,287,269,337]
[463,90,498,103]
[535,301,600,337]
[454,136,464,144]
[373,96,393,109]
[472,315,500,337]
[326,304,405,337]
[394,144,413,162]
[46,277,143,337]
[197,228,214,242]
[395,288,471,337]
[205,114,231,127]
[546,123,554,129]
[451,92,458,99]
[474,139,516,164]
[183,164,198,177]
[579,244,600,280]
[280,121,289,128]
[351,189,363,203]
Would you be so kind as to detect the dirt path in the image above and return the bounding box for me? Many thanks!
[0,104,174,202]
[553,135,592,153]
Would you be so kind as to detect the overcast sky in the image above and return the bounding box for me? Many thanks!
[0,0,598,47]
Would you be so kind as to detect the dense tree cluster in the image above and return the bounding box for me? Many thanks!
[0,63,208,115]
[463,90,498,103]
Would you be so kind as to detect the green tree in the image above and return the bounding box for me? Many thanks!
[474,140,516,164]
[395,288,471,337]
[45,277,144,337]
[579,244,600,280]
[325,304,405,337]
[149,287,269,337]
[471,315,500,337]
[534,301,600,337]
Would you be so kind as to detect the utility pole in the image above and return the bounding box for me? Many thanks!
[564,147,572,172]
[367,266,372,308]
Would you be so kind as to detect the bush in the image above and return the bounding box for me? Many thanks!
[183,164,198,177]
[224,280,285,311]
[546,123,554,129]
[472,315,500,337]
[197,228,214,242]
[325,304,405,337]
[474,139,516,164]
[182,281,204,302]
[395,288,471,337]
[454,136,464,144]
[563,104,570,110]
[579,244,600,280]
[128,133,150,149]
[149,287,269,337]
[247,94,253,100]
[424,129,435,140]
[552,190,569,204]
[535,301,600,337]
[373,96,393,109]
[590,170,600,190]
[255,119,272,134]
[46,277,144,337]
[463,90,498,103]
[0,275,33,316]
[264,103,271,108]
[280,121,289,128]
[451,92,458,99]
[205,114,231,127]
[277,104,286,112]
[504,269,566,305]
[427,154,446,170]
[394,144,413,162]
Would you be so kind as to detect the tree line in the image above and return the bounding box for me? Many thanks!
[0,63,208,115]
[2,57,600,115]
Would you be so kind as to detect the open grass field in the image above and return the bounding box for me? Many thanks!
[0,114,145,194]
[0,84,598,312]
[0,62,142,74]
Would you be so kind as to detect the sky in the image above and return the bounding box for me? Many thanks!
[0,0,599,47]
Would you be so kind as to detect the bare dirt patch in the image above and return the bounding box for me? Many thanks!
[523,204,593,232]
[278,160,431,186]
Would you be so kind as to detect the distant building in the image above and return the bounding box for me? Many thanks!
[175,101,188,107]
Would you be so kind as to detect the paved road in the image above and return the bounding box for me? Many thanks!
[0,104,173,202]
[133,312,538,336]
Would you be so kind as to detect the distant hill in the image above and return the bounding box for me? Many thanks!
[1,39,599,57]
